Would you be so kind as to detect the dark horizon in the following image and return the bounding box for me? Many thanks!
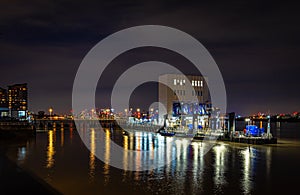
[1,0,299,116]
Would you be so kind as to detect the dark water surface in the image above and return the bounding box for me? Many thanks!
[1,122,300,195]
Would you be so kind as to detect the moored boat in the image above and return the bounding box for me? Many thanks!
[159,127,176,136]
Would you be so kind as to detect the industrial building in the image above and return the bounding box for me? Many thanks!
[158,74,212,130]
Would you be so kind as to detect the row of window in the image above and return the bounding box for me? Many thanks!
[192,90,203,96]
[174,90,186,96]
[173,79,186,86]
[173,79,203,87]
[8,88,27,91]
[192,80,203,87]
[173,90,203,96]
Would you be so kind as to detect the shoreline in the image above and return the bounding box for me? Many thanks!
[0,152,61,195]
[0,139,61,195]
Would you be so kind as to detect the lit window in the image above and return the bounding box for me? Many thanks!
[198,81,200,87]
[201,81,203,87]
[180,80,182,85]
[183,79,185,85]
[192,80,194,86]
[174,79,176,85]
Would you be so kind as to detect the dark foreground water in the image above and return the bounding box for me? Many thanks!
[1,121,300,195]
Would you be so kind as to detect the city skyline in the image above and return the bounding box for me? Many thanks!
[1,81,299,117]
[0,0,299,115]
[1,2,300,194]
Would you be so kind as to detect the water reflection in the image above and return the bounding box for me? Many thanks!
[46,130,55,168]
[191,142,205,194]
[241,147,254,194]
[276,122,281,138]
[104,129,110,184]
[17,147,27,163]
[266,146,272,178]
[123,134,129,175]
[89,128,96,181]
[61,128,64,147]
[213,144,227,192]
[70,125,74,140]
[134,133,141,178]
[12,122,297,195]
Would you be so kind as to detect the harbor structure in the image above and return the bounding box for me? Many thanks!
[158,74,212,130]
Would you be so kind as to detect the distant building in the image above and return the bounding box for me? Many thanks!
[0,87,9,118]
[158,74,211,129]
[0,87,8,107]
[8,83,28,119]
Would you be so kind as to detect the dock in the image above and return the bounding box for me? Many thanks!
[192,132,278,145]
[227,136,277,144]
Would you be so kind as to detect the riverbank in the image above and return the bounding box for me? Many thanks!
[0,138,60,194]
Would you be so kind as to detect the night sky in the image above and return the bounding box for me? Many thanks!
[1,0,299,116]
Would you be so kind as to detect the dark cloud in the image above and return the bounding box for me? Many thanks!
[0,0,299,115]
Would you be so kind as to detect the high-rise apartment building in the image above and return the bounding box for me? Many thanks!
[8,83,28,119]
[0,87,9,118]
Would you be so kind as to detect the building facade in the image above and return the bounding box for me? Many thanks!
[0,87,9,118]
[8,83,28,119]
[158,74,211,129]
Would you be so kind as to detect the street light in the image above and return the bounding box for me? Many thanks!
[245,118,250,126]
[244,118,251,136]
[49,107,53,119]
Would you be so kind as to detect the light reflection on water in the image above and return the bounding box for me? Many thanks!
[43,127,270,194]
[7,122,300,194]
[60,128,64,147]
[89,128,95,182]
[46,130,55,169]
[241,147,252,194]
[104,129,110,184]
[213,144,227,193]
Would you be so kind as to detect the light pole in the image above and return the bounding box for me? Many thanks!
[245,118,251,136]
[245,118,250,126]
[267,115,271,138]
[49,107,53,119]
[124,108,128,117]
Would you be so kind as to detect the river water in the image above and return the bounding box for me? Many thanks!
[2,121,300,195]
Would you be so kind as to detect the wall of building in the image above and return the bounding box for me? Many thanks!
[158,74,211,129]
